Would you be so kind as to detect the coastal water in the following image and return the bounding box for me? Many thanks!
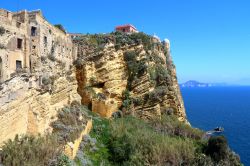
[181,87,250,166]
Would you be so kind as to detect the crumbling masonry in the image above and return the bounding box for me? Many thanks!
[0,9,76,82]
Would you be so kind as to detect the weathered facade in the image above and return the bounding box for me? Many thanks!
[0,9,76,82]
[0,9,80,146]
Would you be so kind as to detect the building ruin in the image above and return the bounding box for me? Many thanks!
[0,9,77,83]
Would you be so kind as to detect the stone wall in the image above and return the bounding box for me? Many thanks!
[0,9,76,83]
[0,9,80,146]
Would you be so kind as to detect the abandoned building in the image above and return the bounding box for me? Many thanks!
[0,9,76,83]
[115,24,138,33]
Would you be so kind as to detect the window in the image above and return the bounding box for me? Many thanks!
[0,57,2,79]
[31,26,37,36]
[17,38,22,49]
[16,22,21,28]
[16,60,22,70]
[123,28,126,32]
[44,36,47,47]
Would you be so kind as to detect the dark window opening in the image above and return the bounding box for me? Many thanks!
[44,36,47,47]
[94,82,105,88]
[123,28,126,32]
[31,26,37,36]
[16,22,21,28]
[17,38,23,49]
[0,57,2,79]
[16,60,22,70]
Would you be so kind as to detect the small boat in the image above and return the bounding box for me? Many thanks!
[213,127,224,132]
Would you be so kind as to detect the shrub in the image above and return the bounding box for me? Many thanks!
[86,114,242,166]
[205,136,228,162]
[42,77,51,85]
[150,115,204,140]
[122,90,131,110]
[147,86,168,103]
[0,134,62,166]
[107,116,196,165]
[73,58,82,69]
[124,51,147,89]
[129,32,152,50]
[0,26,5,35]
[57,154,72,166]
[0,43,6,49]
[149,65,170,86]
[51,105,89,143]
[48,53,56,61]
[41,55,47,62]
[54,24,66,34]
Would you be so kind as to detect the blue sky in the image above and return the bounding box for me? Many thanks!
[1,0,250,85]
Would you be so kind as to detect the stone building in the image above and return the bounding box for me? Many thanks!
[0,9,76,83]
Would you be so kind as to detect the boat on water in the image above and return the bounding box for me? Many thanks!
[213,127,224,132]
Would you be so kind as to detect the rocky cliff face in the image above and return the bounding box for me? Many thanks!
[73,32,186,122]
[0,58,81,146]
[0,31,187,147]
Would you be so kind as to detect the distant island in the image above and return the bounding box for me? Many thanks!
[180,80,228,88]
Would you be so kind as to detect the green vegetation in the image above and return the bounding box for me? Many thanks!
[0,134,62,166]
[73,31,153,53]
[51,101,90,143]
[48,53,56,61]
[0,102,90,166]
[54,24,66,34]
[0,26,5,35]
[0,106,242,166]
[0,43,6,49]
[80,115,241,166]
[124,50,147,90]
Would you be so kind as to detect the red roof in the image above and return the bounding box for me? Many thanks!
[115,24,137,30]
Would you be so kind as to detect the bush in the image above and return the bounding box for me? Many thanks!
[150,115,204,140]
[149,65,170,86]
[88,116,199,165]
[107,116,196,165]
[73,58,82,69]
[54,24,66,34]
[205,136,228,162]
[122,90,131,110]
[51,104,89,143]
[57,154,72,166]
[0,44,6,49]
[129,32,152,50]
[0,26,5,35]
[48,53,56,61]
[0,135,62,166]
[42,77,52,85]
[41,55,47,62]
[124,51,147,89]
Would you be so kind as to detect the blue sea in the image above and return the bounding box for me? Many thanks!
[181,87,250,166]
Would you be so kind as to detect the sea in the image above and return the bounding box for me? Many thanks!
[181,87,250,166]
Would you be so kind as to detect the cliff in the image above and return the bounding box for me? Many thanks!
[73,32,187,122]
[0,59,81,146]
[0,9,242,166]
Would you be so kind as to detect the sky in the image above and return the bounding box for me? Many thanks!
[1,0,250,85]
